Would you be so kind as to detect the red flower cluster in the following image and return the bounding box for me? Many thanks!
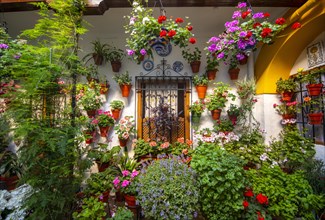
[175,17,184,23]
[253,22,261,29]
[241,11,250,19]
[256,193,268,205]
[189,37,196,44]
[263,12,270,18]
[257,212,265,220]
[261,28,272,38]
[291,22,301,30]
[243,200,249,208]
[167,30,176,38]
[158,15,166,24]
[244,189,254,197]
[275,17,286,25]
[187,26,193,31]
[160,30,167,37]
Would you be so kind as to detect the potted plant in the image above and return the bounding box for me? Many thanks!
[182,47,202,73]
[109,100,124,120]
[235,78,256,99]
[106,45,125,73]
[82,64,99,84]
[170,138,193,160]
[99,80,109,95]
[275,77,297,102]
[193,74,209,99]
[189,99,206,123]
[191,142,246,219]
[78,85,102,117]
[227,103,241,124]
[113,71,132,97]
[205,82,236,120]
[213,118,235,134]
[133,138,157,160]
[297,69,324,96]
[303,96,323,125]
[108,207,133,220]
[241,188,270,220]
[136,157,199,219]
[83,39,110,66]
[205,55,219,80]
[273,101,299,122]
[114,116,136,147]
[81,116,98,145]
[0,150,23,191]
[96,110,115,137]
[228,55,241,80]
[87,145,121,173]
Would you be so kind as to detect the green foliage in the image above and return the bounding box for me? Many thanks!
[112,71,132,85]
[88,145,120,165]
[105,45,125,62]
[115,154,141,175]
[301,159,325,196]
[273,101,299,115]
[191,143,246,220]
[72,196,106,220]
[296,69,324,84]
[182,47,202,63]
[108,207,133,220]
[235,78,256,99]
[97,111,115,127]
[84,167,117,196]
[275,77,297,93]
[189,100,206,114]
[205,82,236,111]
[247,165,325,219]
[206,55,219,71]
[0,150,23,178]
[78,85,102,111]
[109,100,124,110]
[82,39,110,64]
[133,138,156,159]
[137,158,199,219]
[193,74,209,86]
[227,103,241,116]
[214,118,234,132]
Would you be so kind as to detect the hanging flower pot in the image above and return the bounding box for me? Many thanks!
[239,54,248,65]
[191,112,201,123]
[111,109,121,120]
[211,109,222,120]
[86,109,96,118]
[190,61,201,73]
[306,83,323,96]
[207,69,217,80]
[281,91,294,102]
[92,53,104,66]
[119,84,132,97]
[99,126,110,137]
[111,61,122,73]
[195,85,207,99]
[119,138,129,147]
[124,194,136,207]
[228,68,240,80]
[308,112,323,125]
[282,114,296,120]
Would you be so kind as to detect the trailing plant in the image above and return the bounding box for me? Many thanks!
[82,39,110,65]
[193,75,209,86]
[137,157,199,219]
[191,142,247,220]
[182,47,202,63]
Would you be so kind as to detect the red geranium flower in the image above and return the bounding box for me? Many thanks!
[158,15,166,24]
[275,17,286,25]
[246,31,252,39]
[241,11,250,19]
[160,30,167,37]
[167,30,176,38]
[291,22,301,30]
[189,37,196,44]
[175,17,184,23]
[187,26,193,31]
[261,28,272,38]
[263,12,270,18]
[243,200,249,208]
[256,193,268,205]
[244,189,254,197]
[253,22,261,29]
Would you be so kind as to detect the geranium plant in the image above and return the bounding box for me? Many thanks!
[113,169,139,196]
[112,71,132,86]
[193,74,209,86]
[275,77,297,93]
[124,0,196,61]
[110,100,124,110]
[97,110,115,127]
[189,100,206,115]
[273,101,299,115]
[182,47,201,64]
[242,188,271,220]
[114,116,136,140]
[205,82,236,111]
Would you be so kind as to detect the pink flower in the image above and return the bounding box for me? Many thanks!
[273,103,277,108]
[122,170,130,177]
[177,137,184,143]
[149,141,157,147]
[131,170,139,178]
[121,180,130,187]
[161,142,170,149]
[91,119,99,124]
[113,177,120,187]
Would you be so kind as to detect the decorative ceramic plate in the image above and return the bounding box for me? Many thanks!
[172,61,184,72]
[143,59,154,71]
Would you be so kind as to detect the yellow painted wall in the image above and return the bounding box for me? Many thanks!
[255,0,325,94]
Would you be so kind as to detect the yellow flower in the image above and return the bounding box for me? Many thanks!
[297,67,304,73]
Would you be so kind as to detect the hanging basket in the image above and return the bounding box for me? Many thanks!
[195,85,207,99]
[207,69,217,80]
[306,83,323,96]
[228,68,240,80]
[308,112,323,125]
[111,61,122,73]
[190,61,201,73]
[211,109,222,120]
[120,84,132,97]
[281,91,294,102]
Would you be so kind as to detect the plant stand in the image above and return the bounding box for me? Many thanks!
[190,61,201,73]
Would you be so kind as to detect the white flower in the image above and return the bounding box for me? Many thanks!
[142,17,150,24]
[132,1,139,6]
[260,153,268,161]
[270,161,278,168]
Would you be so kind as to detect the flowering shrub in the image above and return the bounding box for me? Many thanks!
[189,100,206,114]
[137,157,199,219]
[113,169,139,195]
[124,0,196,61]
[114,116,136,140]
[242,188,271,220]
[96,110,115,127]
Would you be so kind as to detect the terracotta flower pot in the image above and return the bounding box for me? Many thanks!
[308,112,323,125]
[86,110,96,118]
[111,61,121,72]
[195,85,207,99]
[119,138,129,147]
[207,69,217,80]
[228,68,240,80]
[99,126,110,137]
[111,109,121,120]
[306,83,323,96]
[211,109,222,120]
[281,91,294,102]
[0,176,19,191]
[120,84,132,97]
[92,53,103,65]
[96,161,110,172]
[282,114,296,120]
[239,55,248,65]
[124,194,136,207]
[190,61,201,73]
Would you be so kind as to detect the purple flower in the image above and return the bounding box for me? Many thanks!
[237,39,247,49]
[99,194,104,200]
[126,49,135,56]
[227,26,241,33]
[121,180,130,187]
[239,31,247,38]
[0,44,9,49]
[227,40,235,45]
[208,37,219,43]
[14,54,21,59]
[140,48,147,55]
[253,12,264,19]
[237,2,247,8]
[122,170,130,177]
[217,52,225,59]
[232,10,241,19]
[208,44,217,52]
[225,20,239,28]
[236,53,245,60]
